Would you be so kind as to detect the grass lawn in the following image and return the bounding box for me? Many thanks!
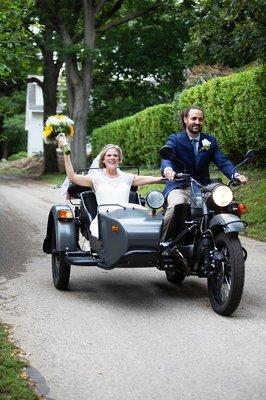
[0,324,39,400]
[235,168,266,241]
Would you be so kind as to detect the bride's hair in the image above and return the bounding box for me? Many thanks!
[99,144,123,168]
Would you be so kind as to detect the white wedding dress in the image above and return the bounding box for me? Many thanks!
[58,155,145,239]
[89,169,145,238]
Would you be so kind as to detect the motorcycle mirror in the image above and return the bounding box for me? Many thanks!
[159,146,175,160]
[245,149,255,161]
[159,145,187,173]
[146,190,165,210]
[235,149,255,170]
[233,148,256,173]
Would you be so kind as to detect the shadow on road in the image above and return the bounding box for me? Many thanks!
[64,274,208,311]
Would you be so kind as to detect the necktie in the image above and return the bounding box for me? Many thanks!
[191,139,198,158]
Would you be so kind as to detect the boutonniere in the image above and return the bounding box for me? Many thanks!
[200,139,211,152]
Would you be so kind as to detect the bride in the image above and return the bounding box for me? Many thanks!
[58,139,163,237]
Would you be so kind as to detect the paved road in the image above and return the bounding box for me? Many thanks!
[0,177,265,400]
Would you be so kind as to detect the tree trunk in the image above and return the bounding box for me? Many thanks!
[62,1,95,170]
[67,77,91,170]
[41,39,62,173]
[0,142,8,160]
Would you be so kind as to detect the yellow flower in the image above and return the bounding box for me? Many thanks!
[69,125,74,137]
[43,125,53,138]
[42,114,75,155]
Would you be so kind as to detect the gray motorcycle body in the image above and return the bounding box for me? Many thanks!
[43,203,163,269]
[209,213,246,233]
[190,188,246,234]
[43,205,77,254]
[97,206,163,269]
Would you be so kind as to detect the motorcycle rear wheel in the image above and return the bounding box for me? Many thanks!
[165,269,186,284]
[208,232,245,316]
[52,231,71,290]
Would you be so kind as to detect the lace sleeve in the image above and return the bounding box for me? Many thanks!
[121,171,134,187]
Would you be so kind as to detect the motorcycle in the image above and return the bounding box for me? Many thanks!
[159,145,254,316]
[43,150,254,316]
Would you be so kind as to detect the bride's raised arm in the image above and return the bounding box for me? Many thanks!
[58,136,92,188]
[63,155,93,187]
[132,174,162,187]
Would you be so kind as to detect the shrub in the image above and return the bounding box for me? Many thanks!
[174,65,265,164]
[91,104,175,167]
[7,151,27,161]
[91,65,265,167]
[3,114,27,157]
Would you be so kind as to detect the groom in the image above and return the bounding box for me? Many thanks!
[160,105,247,239]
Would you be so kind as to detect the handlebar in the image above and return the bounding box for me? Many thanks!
[229,178,242,187]
[163,174,244,189]
[161,173,191,183]
[175,173,190,179]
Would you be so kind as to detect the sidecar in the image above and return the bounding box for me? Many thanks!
[43,176,166,290]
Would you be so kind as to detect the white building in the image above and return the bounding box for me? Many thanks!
[25,75,44,156]
[25,75,65,156]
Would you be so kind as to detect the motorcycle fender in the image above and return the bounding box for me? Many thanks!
[209,213,245,233]
[43,205,77,254]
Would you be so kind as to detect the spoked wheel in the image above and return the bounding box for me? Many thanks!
[208,232,245,316]
[165,268,186,285]
[52,231,71,290]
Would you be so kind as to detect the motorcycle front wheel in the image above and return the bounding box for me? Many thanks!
[208,232,245,316]
[52,231,71,290]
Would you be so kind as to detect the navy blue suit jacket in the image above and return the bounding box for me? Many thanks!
[161,131,237,199]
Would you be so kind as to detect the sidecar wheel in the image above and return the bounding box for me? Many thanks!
[52,250,71,290]
[208,232,244,316]
[52,231,71,290]
[165,269,186,285]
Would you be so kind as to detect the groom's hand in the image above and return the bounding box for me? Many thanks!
[164,168,176,181]
[236,174,248,184]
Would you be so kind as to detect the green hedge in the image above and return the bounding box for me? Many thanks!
[91,65,265,167]
[174,65,265,164]
[91,104,175,167]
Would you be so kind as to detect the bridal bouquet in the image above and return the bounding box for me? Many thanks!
[43,114,75,155]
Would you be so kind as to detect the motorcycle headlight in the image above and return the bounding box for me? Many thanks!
[211,185,233,207]
[146,190,165,210]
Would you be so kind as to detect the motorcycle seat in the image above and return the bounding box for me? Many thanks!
[129,190,141,205]
[80,190,98,221]
[67,182,91,199]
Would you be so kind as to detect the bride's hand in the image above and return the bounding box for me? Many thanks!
[58,137,68,149]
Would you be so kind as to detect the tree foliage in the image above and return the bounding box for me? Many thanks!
[0,0,41,147]
[185,0,266,67]
[89,1,193,132]
[0,0,35,80]
[0,89,27,158]
[1,0,265,166]
[33,0,171,169]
